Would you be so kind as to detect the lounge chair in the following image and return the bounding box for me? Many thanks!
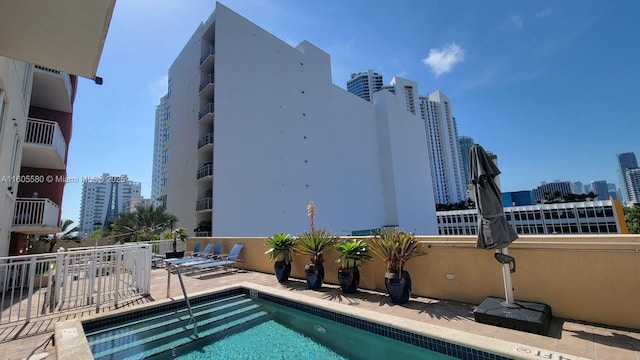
[165,243,214,266]
[178,243,224,267]
[189,244,244,278]
[185,241,202,257]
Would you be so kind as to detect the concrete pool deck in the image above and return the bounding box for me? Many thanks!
[3,269,639,359]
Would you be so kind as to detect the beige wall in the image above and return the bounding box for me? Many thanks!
[187,235,640,330]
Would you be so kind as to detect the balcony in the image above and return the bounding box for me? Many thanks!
[196,197,212,212]
[12,198,60,234]
[22,118,67,170]
[198,103,214,125]
[199,45,215,70]
[197,132,214,150]
[199,74,215,98]
[30,65,73,113]
[197,163,213,180]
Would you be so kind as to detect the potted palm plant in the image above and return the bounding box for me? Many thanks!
[335,238,372,293]
[369,228,426,304]
[265,233,296,283]
[293,201,338,289]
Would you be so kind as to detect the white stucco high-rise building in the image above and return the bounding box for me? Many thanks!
[346,70,383,102]
[159,3,438,237]
[79,174,141,237]
[420,90,466,204]
[151,94,170,208]
[384,77,465,204]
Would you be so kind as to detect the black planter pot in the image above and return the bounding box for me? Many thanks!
[305,264,324,289]
[274,261,291,283]
[165,251,184,259]
[384,271,412,304]
[338,267,360,294]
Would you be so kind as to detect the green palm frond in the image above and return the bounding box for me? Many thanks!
[335,238,372,269]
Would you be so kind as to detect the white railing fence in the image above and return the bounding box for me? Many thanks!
[0,243,152,325]
[12,198,60,228]
[26,118,67,163]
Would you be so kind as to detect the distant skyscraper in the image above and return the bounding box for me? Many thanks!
[590,180,610,201]
[346,70,383,102]
[533,181,573,202]
[458,136,474,186]
[79,174,141,237]
[151,94,170,208]
[385,77,465,204]
[617,152,638,203]
[624,168,640,204]
[573,181,585,194]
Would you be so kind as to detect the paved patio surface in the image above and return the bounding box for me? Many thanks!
[2,268,639,359]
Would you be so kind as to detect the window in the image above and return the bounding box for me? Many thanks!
[164,127,170,141]
[162,149,169,163]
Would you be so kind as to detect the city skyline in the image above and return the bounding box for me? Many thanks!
[60,0,640,224]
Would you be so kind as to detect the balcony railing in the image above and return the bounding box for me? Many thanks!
[198,132,214,149]
[194,231,212,237]
[198,103,214,121]
[199,46,215,65]
[12,198,60,233]
[24,118,67,168]
[199,74,215,92]
[196,197,213,211]
[197,163,213,179]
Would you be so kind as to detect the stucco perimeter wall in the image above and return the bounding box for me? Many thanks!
[188,235,640,330]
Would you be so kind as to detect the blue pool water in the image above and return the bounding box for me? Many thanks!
[84,289,506,360]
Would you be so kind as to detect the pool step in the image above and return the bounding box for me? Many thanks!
[86,294,249,337]
[89,295,269,360]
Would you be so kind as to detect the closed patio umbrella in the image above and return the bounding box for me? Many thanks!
[470,144,552,335]
[470,144,518,304]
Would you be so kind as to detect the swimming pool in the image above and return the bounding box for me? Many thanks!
[79,285,510,360]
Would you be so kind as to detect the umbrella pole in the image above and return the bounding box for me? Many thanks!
[497,247,517,306]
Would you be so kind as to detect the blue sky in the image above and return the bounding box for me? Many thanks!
[62,0,640,223]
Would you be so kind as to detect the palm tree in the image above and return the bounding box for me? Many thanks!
[110,204,178,242]
[39,219,79,252]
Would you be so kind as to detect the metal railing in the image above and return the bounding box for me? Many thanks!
[145,239,186,257]
[199,74,215,92]
[197,163,213,179]
[194,232,212,237]
[196,197,213,211]
[25,118,67,164]
[197,132,214,149]
[0,243,151,325]
[198,102,214,121]
[199,46,215,65]
[12,198,59,228]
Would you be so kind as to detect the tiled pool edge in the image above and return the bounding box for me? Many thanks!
[55,282,589,360]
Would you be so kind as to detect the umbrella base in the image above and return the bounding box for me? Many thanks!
[474,297,552,336]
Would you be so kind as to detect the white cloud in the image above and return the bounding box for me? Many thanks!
[536,8,553,18]
[422,43,465,77]
[510,15,524,30]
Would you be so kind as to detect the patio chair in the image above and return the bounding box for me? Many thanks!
[189,244,244,278]
[185,241,202,257]
[178,243,225,268]
[165,243,214,266]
